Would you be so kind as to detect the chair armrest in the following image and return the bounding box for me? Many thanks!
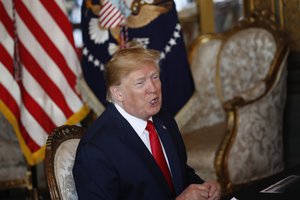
[223,80,266,111]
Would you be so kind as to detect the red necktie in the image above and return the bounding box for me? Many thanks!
[146,120,174,193]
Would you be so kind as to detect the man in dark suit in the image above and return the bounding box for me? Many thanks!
[73,44,221,200]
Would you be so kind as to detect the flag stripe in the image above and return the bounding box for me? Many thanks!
[1,0,12,18]
[22,66,67,125]
[22,0,81,77]
[0,25,14,72]
[20,100,48,146]
[99,0,125,28]
[19,42,74,117]
[0,62,21,108]
[0,3,13,37]
[16,12,83,114]
[0,59,44,148]
[19,82,56,135]
[0,65,20,117]
[0,83,40,151]
[0,22,14,55]
[99,2,114,21]
[14,1,77,88]
[103,11,123,28]
[39,0,76,50]
[19,122,40,152]
[0,44,13,74]
[101,8,118,26]
[99,1,112,16]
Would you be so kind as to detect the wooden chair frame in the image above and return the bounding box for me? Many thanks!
[44,125,85,200]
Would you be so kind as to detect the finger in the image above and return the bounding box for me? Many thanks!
[191,185,210,199]
[190,184,210,191]
[208,190,220,200]
[208,186,217,197]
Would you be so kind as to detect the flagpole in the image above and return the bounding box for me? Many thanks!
[30,165,39,200]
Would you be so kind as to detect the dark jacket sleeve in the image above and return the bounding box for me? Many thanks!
[73,142,120,199]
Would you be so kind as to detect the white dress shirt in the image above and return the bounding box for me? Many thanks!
[114,103,171,170]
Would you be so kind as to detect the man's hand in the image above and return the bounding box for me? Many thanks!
[176,181,221,200]
[203,180,221,200]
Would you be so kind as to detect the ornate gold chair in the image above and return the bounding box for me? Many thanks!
[44,125,85,200]
[175,11,289,194]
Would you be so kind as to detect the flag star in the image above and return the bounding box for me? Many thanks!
[174,31,180,38]
[165,45,171,52]
[175,24,181,30]
[160,52,166,59]
[169,38,176,46]
[100,64,105,71]
[88,54,94,62]
[94,59,100,66]
[82,47,88,55]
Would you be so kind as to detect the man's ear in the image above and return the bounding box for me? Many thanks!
[110,86,123,102]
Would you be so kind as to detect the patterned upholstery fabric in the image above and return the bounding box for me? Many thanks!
[227,61,287,184]
[45,125,84,200]
[175,12,289,193]
[218,28,274,102]
[175,38,225,133]
[176,36,227,182]
[54,139,79,200]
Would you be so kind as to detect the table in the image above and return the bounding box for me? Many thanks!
[221,165,300,200]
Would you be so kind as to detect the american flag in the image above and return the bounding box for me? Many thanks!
[99,0,126,28]
[0,0,89,165]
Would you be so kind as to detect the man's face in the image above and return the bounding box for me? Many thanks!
[112,62,162,120]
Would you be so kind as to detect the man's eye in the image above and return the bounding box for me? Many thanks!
[153,75,159,80]
[135,81,144,86]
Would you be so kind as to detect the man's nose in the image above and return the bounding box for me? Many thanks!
[147,80,157,92]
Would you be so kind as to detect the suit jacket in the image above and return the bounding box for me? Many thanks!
[73,103,203,200]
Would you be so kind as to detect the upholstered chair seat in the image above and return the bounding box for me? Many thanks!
[183,122,227,181]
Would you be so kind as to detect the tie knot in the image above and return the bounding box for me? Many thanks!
[146,120,155,133]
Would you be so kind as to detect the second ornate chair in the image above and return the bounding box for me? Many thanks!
[44,125,85,200]
[175,11,289,194]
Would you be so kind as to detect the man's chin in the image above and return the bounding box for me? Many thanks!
[149,107,161,116]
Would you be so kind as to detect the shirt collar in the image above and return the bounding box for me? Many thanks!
[114,103,152,137]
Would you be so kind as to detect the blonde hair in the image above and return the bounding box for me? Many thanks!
[105,43,160,102]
